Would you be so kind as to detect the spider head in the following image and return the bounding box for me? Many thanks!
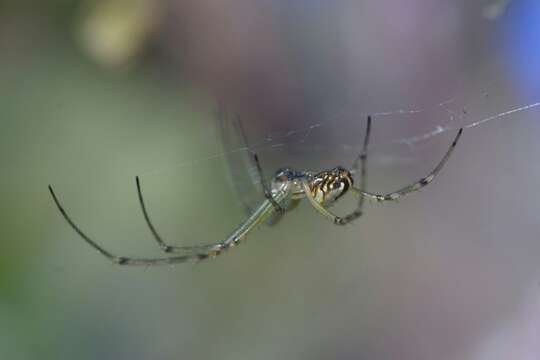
[310,166,353,205]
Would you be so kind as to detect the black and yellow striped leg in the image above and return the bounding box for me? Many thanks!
[339,115,372,225]
[354,128,463,202]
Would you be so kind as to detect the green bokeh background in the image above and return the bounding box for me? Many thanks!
[2,1,540,359]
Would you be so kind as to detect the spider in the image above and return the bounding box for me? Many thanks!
[49,116,463,266]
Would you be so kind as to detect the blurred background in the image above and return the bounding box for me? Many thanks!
[2,0,540,359]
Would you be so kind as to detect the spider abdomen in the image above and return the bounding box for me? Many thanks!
[309,167,353,205]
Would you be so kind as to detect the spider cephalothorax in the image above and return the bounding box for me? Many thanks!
[309,166,353,205]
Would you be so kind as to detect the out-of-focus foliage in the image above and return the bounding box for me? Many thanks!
[77,0,158,68]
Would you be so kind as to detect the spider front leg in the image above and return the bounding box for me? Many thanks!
[353,128,463,202]
[339,115,372,225]
[301,115,372,226]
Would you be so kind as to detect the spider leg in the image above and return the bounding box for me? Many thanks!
[136,176,217,254]
[351,115,372,174]
[49,183,289,266]
[266,198,300,226]
[222,112,284,216]
[234,114,259,214]
[48,185,202,265]
[219,109,255,215]
[338,115,372,225]
[252,153,285,215]
[352,128,463,202]
[301,181,349,225]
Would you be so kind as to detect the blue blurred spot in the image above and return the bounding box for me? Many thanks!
[503,0,540,95]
